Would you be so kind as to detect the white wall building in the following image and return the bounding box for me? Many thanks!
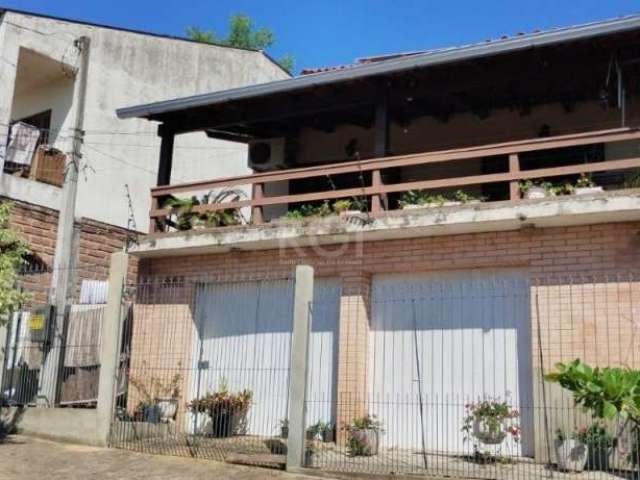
[0,8,289,231]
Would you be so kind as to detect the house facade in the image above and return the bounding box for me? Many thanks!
[118,14,640,475]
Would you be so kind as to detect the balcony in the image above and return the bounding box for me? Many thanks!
[146,128,640,243]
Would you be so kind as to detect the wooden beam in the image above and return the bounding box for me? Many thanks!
[372,98,389,212]
[509,153,521,201]
[152,127,640,197]
[156,129,175,186]
[251,183,264,224]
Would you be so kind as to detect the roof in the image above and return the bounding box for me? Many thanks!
[117,13,640,121]
[0,6,290,74]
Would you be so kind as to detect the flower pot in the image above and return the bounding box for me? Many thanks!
[208,406,248,438]
[156,397,178,423]
[555,439,588,472]
[524,186,549,199]
[473,419,507,445]
[574,186,603,196]
[321,428,335,443]
[349,428,379,456]
[304,449,315,466]
[280,426,289,439]
[587,445,611,471]
[339,210,363,217]
[142,405,161,424]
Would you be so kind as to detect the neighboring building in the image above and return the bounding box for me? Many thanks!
[115,13,640,470]
[0,8,287,407]
[0,7,288,237]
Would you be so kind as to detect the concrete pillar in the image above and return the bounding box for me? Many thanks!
[335,273,371,441]
[286,265,314,470]
[95,252,128,447]
[0,27,19,173]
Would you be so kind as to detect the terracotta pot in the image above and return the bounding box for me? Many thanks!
[555,438,588,472]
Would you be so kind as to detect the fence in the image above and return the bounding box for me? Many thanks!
[1,265,109,408]
[306,273,640,480]
[110,272,297,467]
[105,264,640,479]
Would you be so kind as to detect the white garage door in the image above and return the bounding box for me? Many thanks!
[369,269,533,456]
[189,278,340,436]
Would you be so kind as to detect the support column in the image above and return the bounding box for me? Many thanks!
[372,99,389,212]
[156,126,175,186]
[0,27,19,173]
[286,265,314,470]
[95,252,128,447]
[40,36,90,405]
[335,273,371,442]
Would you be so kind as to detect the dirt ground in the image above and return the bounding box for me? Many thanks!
[0,435,334,480]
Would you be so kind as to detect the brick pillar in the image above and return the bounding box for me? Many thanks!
[335,273,371,438]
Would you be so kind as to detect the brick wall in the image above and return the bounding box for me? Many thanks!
[4,198,139,303]
[136,221,640,442]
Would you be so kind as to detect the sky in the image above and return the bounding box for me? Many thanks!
[3,0,640,74]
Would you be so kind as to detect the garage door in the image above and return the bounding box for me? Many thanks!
[369,269,533,456]
[189,278,340,436]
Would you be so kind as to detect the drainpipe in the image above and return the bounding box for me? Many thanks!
[39,36,90,406]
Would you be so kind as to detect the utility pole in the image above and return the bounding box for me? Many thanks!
[39,36,90,406]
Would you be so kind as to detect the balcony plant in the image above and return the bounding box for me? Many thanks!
[129,363,182,423]
[574,173,603,195]
[399,189,483,209]
[462,399,520,446]
[307,421,335,442]
[519,180,555,199]
[164,189,245,231]
[332,197,367,216]
[346,414,384,456]
[188,378,253,438]
[555,428,588,472]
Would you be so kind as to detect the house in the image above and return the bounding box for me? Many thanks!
[0,8,288,408]
[114,14,640,474]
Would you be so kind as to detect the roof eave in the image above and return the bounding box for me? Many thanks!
[116,14,640,121]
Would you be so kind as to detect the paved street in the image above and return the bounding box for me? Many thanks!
[0,435,332,480]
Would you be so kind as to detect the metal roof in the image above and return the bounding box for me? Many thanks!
[117,14,640,120]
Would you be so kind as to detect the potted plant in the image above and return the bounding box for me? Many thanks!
[280,418,289,439]
[462,399,520,446]
[306,422,322,440]
[332,199,365,217]
[399,189,483,209]
[278,201,334,224]
[129,365,183,423]
[164,189,245,231]
[519,180,555,199]
[555,428,588,472]
[188,378,253,438]
[346,414,384,456]
[574,173,603,195]
[307,421,335,442]
[578,424,614,470]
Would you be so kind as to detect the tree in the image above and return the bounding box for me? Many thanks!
[0,202,29,325]
[186,14,294,74]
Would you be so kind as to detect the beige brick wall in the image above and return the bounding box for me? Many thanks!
[137,221,640,446]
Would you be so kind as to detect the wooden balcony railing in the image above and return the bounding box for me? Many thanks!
[150,127,640,233]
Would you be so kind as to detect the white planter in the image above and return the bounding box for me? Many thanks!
[574,186,603,196]
[524,186,549,199]
[339,210,363,217]
[473,419,506,445]
[555,439,588,472]
[156,397,178,422]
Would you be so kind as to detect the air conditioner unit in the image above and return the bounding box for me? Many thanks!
[248,138,286,171]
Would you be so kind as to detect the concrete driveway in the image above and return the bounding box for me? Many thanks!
[0,435,335,480]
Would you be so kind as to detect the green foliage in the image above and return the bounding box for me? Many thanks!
[577,424,614,449]
[624,169,640,188]
[399,189,483,207]
[186,14,294,73]
[285,201,332,219]
[462,399,520,442]
[129,361,182,403]
[545,359,640,422]
[0,203,30,324]
[188,377,253,414]
[164,189,245,230]
[576,173,596,188]
[348,414,384,432]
